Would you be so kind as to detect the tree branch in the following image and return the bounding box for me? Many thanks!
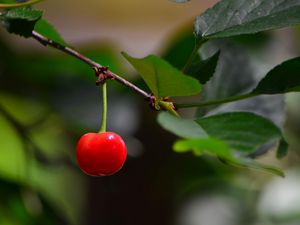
[31,31,152,101]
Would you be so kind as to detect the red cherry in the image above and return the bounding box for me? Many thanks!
[76,132,127,176]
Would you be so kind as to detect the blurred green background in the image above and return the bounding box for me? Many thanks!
[1,1,300,225]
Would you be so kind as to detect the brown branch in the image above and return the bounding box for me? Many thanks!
[31,30,152,101]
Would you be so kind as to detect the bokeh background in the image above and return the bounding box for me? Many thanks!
[1,1,300,225]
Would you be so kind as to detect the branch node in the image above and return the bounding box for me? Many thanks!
[145,94,158,111]
[94,66,114,86]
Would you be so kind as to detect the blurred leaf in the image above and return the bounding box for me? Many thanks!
[224,158,285,177]
[188,50,220,84]
[163,31,195,69]
[0,92,48,125]
[30,166,85,225]
[29,115,71,158]
[122,52,202,98]
[14,44,124,87]
[253,57,300,94]
[0,114,26,182]
[174,138,234,160]
[0,184,65,225]
[0,102,85,225]
[276,138,289,159]
[157,112,207,139]
[34,18,66,46]
[2,7,43,37]
[199,41,256,102]
[195,0,300,39]
[173,134,284,176]
[158,112,284,176]
[228,32,271,49]
[196,112,282,155]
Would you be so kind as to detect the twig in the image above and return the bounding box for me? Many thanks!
[0,0,42,9]
[31,31,152,101]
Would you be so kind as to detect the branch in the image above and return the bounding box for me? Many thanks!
[0,0,42,9]
[31,31,152,101]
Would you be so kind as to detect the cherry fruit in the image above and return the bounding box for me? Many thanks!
[76,132,127,176]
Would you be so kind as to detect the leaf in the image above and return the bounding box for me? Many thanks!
[187,50,220,84]
[157,112,285,176]
[122,52,202,99]
[2,7,43,37]
[196,112,282,155]
[174,138,234,160]
[34,18,67,46]
[0,92,48,125]
[253,57,300,94]
[197,41,256,112]
[174,137,284,177]
[276,138,289,159]
[163,31,196,70]
[0,105,85,225]
[0,114,27,182]
[195,0,300,39]
[224,158,285,177]
[157,112,207,139]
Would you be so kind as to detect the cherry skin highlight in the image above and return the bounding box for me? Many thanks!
[76,132,127,176]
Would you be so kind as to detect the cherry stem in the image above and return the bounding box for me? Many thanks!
[99,82,107,133]
[31,31,152,101]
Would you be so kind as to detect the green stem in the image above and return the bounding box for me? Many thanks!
[175,93,258,109]
[182,38,207,73]
[0,0,42,8]
[158,101,180,117]
[99,82,107,133]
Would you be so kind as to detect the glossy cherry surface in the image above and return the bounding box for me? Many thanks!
[76,132,127,176]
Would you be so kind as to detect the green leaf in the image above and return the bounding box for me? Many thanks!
[174,138,234,160]
[157,112,285,176]
[0,92,48,125]
[174,137,284,177]
[0,114,26,182]
[223,158,285,177]
[163,31,196,70]
[195,0,300,39]
[34,18,66,46]
[253,57,300,94]
[0,103,85,225]
[188,50,220,84]
[157,112,207,139]
[276,138,289,159]
[196,41,256,116]
[122,52,202,99]
[2,7,43,37]
[196,112,282,155]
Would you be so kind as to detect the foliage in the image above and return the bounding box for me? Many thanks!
[1,0,300,223]
[0,0,299,175]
